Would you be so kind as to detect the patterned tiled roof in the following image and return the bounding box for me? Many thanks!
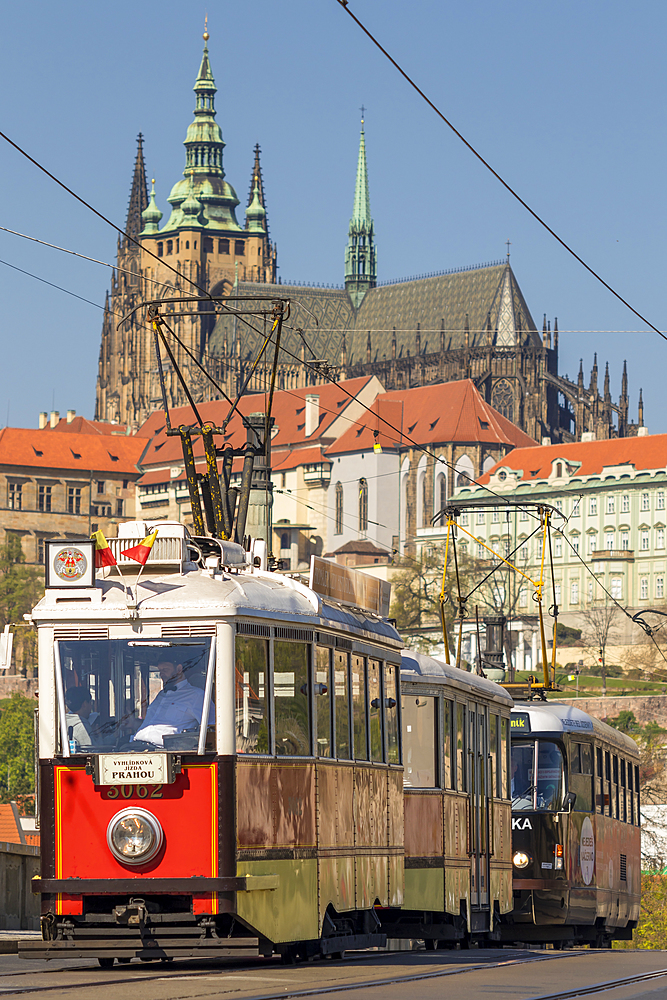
[480,434,667,483]
[207,264,538,370]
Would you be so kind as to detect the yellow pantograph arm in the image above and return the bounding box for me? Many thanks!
[454,522,540,588]
[439,520,452,663]
[536,509,550,596]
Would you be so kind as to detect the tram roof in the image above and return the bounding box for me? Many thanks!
[512,702,639,756]
[30,564,402,649]
[401,651,513,707]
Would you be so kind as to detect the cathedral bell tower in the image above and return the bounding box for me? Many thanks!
[345,113,377,308]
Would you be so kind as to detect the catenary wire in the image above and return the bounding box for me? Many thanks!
[0,129,212,300]
[333,0,667,343]
[0,258,106,311]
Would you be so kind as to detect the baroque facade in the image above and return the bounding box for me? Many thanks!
[96,31,641,446]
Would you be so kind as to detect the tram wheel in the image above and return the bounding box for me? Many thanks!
[424,939,437,951]
[117,957,132,964]
[97,958,114,969]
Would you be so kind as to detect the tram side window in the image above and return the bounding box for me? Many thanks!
[351,655,369,761]
[635,764,640,822]
[627,761,634,825]
[501,717,509,798]
[570,742,593,812]
[605,751,612,817]
[274,641,310,756]
[384,662,400,764]
[235,637,269,754]
[402,695,437,787]
[368,658,383,763]
[456,704,466,791]
[335,651,351,759]
[620,759,627,823]
[490,714,498,798]
[315,646,332,758]
[612,755,619,819]
[595,747,603,814]
[443,699,452,789]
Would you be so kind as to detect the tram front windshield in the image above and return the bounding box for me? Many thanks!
[55,639,214,754]
[512,740,564,811]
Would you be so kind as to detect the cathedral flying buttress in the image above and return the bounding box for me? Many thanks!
[95,32,642,444]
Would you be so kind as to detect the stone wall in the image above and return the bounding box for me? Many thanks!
[0,678,37,700]
[0,842,40,930]
[558,694,667,727]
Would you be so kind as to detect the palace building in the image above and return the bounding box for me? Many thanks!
[95,30,642,445]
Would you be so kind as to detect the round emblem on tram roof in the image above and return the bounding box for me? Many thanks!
[53,546,88,582]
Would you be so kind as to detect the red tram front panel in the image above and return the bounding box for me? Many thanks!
[50,762,218,915]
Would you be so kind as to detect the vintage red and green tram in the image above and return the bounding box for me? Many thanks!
[22,521,516,964]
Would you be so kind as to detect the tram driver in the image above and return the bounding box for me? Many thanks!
[134,652,214,747]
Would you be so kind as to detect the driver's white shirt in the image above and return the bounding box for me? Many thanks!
[135,678,212,746]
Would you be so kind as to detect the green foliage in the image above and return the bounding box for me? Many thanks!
[615,872,667,949]
[389,548,448,653]
[587,661,623,678]
[0,694,35,803]
[555,622,582,645]
[0,535,41,676]
[607,710,640,734]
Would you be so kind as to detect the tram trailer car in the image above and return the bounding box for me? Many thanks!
[22,522,515,964]
[503,702,641,948]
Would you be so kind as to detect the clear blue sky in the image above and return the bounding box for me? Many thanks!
[1,0,665,431]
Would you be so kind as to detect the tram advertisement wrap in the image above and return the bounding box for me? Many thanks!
[580,816,595,885]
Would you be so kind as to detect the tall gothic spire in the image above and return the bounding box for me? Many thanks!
[124,134,148,247]
[245,146,267,235]
[345,112,377,308]
[160,27,241,233]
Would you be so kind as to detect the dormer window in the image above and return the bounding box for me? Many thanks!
[556,462,563,477]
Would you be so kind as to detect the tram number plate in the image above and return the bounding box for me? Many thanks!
[98,753,169,786]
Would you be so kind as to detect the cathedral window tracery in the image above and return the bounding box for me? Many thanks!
[491,378,514,422]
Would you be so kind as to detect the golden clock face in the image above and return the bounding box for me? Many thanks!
[53,547,88,582]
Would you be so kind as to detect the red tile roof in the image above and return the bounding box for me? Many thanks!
[327,379,536,455]
[136,378,376,469]
[46,417,128,436]
[0,804,24,845]
[0,428,145,475]
[479,434,667,483]
[272,446,329,472]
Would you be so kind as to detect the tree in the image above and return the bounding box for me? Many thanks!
[580,602,619,696]
[389,547,448,653]
[0,694,35,803]
[0,535,41,676]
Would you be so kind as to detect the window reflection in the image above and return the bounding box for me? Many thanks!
[512,741,564,811]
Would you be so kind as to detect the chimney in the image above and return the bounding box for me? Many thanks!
[638,426,649,437]
[49,410,59,429]
[541,436,551,447]
[66,409,76,424]
[38,412,48,429]
[305,394,319,437]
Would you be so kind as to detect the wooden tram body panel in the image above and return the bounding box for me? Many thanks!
[507,702,641,945]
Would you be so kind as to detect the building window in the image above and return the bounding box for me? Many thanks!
[38,485,52,513]
[166,240,173,255]
[555,499,563,513]
[520,542,528,560]
[570,580,579,605]
[640,577,649,600]
[640,529,649,551]
[116,499,124,518]
[589,497,598,516]
[477,542,485,558]
[657,528,665,550]
[97,480,105,495]
[620,530,629,550]
[520,508,529,521]
[607,495,615,514]
[554,583,561,604]
[460,512,468,526]
[235,240,245,256]
[641,492,650,512]
[37,537,45,564]
[571,499,581,517]
[358,478,368,532]
[8,483,22,510]
[519,588,527,607]
[621,494,630,513]
[67,487,82,515]
[554,537,562,558]
[587,579,593,602]
[157,242,163,257]
[335,482,343,535]
[491,509,499,523]
[657,577,665,600]
[658,491,665,511]
[280,532,290,551]
[204,237,213,253]
[477,510,485,524]
[611,577,623,601]
[606,531,615,551]
[491,378,513,422]
[436,472,446,512]
[588,533,597,555]
[556,463,563,478]
[122,480,129,490]
[219,239,230,254]
[571,535,580,554]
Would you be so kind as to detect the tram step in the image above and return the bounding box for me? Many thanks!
[18,937,260,960]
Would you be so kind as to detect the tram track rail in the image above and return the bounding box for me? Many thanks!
[0,951,664,999]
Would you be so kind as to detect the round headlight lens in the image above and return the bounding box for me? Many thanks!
[107,808,163,865]
[513,851,531,869]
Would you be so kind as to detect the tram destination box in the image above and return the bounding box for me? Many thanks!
[92,753,180,786]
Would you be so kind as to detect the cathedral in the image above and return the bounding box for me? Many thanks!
[95,31,641,444]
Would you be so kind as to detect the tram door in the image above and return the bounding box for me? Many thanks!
[468,709,490,911]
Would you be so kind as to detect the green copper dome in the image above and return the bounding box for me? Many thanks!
[140,179,163,235]
[245,173,266,233]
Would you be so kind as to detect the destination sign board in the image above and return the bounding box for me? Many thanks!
[510,712,531,733]
[309,556,391,617]
[98,753,169,786]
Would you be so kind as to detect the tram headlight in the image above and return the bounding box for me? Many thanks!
[107,808,163,865]
[513,851,532,869]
